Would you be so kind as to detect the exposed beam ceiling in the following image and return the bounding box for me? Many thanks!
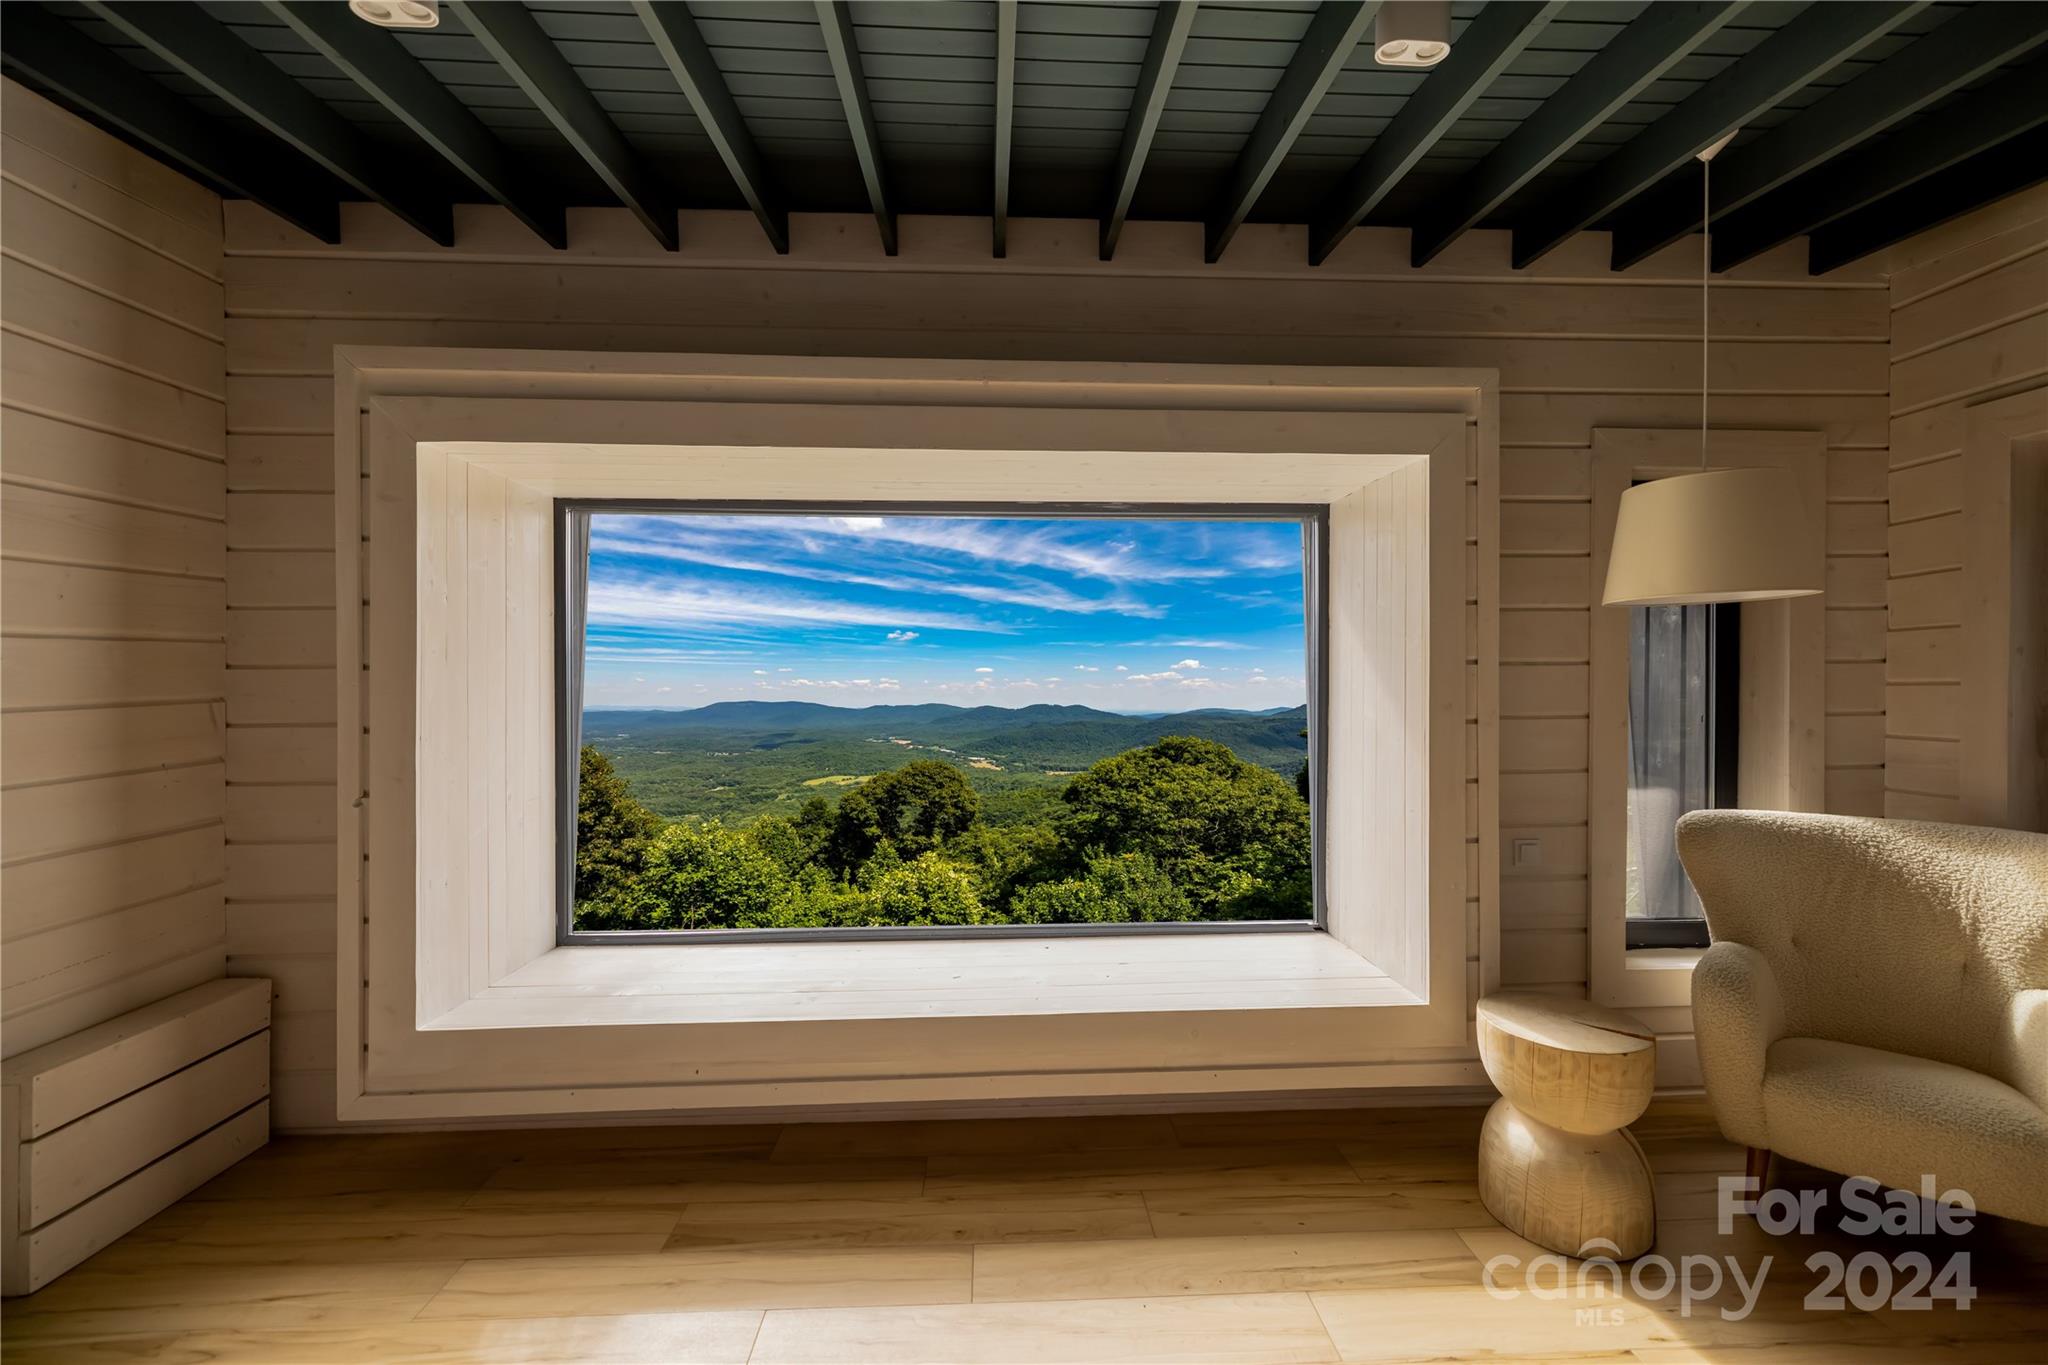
[1403,0,1741,268]
[1312,0,1565,266]
[634,0,786,254]
[815,0,896,256]
[1714,58,2048,271]
[81,0,450,245]
[1611,1,2048,269]
[1206,0,1380,264]
[1100,0,1198,262]
[0,3,338,242]
[1510,0,1930,269]
[261,0,564,250]
[1807,124,2048,274]
[994,0,1017,259]
[447,0,676,250]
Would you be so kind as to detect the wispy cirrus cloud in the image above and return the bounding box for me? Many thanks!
[586,575,998,634]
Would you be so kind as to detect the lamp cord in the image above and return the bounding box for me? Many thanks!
[1700,152,1710,470]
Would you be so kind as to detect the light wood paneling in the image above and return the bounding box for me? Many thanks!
[1884,186,2048,818]
[211,161,1894,1124]
[1,81,228,1058]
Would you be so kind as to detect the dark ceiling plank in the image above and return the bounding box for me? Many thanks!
[1205,0,1379,264]
[1400,0,1739,269]
[1100,0,1198,261]
[814,0,896,255]
[993,0,1016,258]
[633,0,787,253]
[260,0,565,249]
[1510,0,1929,270]
[1716,60,2048,272]
[446,0,676,250]
[1,6,339,242]
[1807,125,2048,275]
[1611,2,2048,269]
[1311,0,1569,267]
[80,0,451,245]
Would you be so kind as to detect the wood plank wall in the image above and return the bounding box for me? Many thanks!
[1882,187,2048,820]
[0,84,229,1056]
[215,197,1891,1130]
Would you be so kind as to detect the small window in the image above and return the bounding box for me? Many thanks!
[557,503,1326,941]
[1624,601,1739,950]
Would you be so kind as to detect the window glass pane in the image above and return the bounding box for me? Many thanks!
[1625,604,1712,923]
[568,510,1317,934]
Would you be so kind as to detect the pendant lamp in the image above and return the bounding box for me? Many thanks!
[1600,135,1823,609]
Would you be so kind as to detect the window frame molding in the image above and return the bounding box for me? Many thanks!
[553,498,1333,945]
[332,348,1498,1124]
[1588,427,1827,1012]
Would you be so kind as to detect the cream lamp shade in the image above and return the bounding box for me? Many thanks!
[1601,466,1824,607]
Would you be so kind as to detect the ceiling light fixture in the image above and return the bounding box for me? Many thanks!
[1375,1,1452,68]
[351,0,438,29]
[1601,130,1823,607]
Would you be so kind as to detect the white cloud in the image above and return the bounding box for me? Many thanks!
[1127,670,1182,683]
[975,666,995,674]
[1172,658,1202,670]
[753,669,768,675]
[586,575,994,634]
[1178,677,1214,688]
[885,629,919,642]
[1114,664,1129,672]
[1073,664,1098,672]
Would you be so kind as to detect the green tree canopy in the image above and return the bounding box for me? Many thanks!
[575,744,660,903]
[827,759,980,870]
[635,821,791,930]
[1054,735,1310,918]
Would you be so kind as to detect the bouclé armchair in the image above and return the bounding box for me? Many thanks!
[1677,810,2048,1226]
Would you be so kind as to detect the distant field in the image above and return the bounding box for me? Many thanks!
[586,700,1309,824]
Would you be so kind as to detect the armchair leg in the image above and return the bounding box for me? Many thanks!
[1745,1146,1773,1202]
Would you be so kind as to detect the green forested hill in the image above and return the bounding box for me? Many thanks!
[586,701,1309,824]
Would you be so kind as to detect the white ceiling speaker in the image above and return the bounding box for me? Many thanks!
[1375,1,1452,68]
[351,0,439,29]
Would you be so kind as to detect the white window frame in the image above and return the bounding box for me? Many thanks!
[1588,427,1827,1012]
[333,349,1497,1123]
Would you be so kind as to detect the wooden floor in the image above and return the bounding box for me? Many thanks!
[4,1098,2044,1363]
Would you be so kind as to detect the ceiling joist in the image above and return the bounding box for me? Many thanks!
[1510,0,1930,270]
[994,0,1017,259]
[448,0,676,251]
[262,0,563,250]
[1714,58,2048,271]
[634,0,786,254]
[1807,123,2048,274]
[815,0,896,256]
[1101,0,1198,262]
[1402,0,1742,268]
[1313,0,1566,267]
[1611,1,2048,269]
[0,4,338,242]
[81,0,451,245]
[1206,0,1379,264]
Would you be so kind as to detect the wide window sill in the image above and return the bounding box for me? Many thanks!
[426,929,1416,1031]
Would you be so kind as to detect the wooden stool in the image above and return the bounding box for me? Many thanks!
[1474,991,1657,1259]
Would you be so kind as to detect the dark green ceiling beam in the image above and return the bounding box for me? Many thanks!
[1314,0,1568,266]
[994,0,1017,258]
[262,0,564,249]
[1400,0,1740,269]
[1206,0,1379,264]
[1102,0,1198,261]
[1611,2,2048,270]
[815,0,896,256]
[81,0,450,245]
[634,0,786,254]
[1511,0,1929,270]
[1715,59,2048,271]
[1807,125,2048,275]
[0,5,338,242]
[448,0,676,250]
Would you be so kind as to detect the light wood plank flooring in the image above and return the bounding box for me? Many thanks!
[4,1099,2043,1363]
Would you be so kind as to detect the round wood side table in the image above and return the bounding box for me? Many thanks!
[1474,990,1658,1259]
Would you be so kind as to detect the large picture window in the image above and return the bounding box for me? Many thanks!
[557,504,1326,941]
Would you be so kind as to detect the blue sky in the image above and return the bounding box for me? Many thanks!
[583,512,1309,712]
